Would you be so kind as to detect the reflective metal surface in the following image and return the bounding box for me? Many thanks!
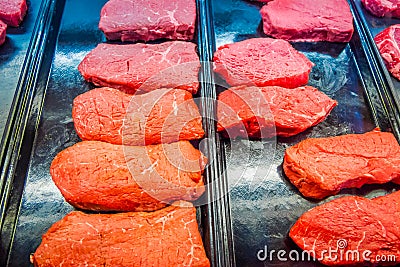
[212,0,399,266]
[1,0,399,266]
[0,0,44,138]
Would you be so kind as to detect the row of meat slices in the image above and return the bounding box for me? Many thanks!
[226,2,400,266]
[257,1,400,266]
[34,0,400,266]
[99,0,355,44]
[77,37,336,140]
[33,0,210,266]
[0,0,27,46]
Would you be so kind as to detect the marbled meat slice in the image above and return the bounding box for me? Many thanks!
[99,0,196,42]
[32,202,210,267]
[78,41,200,94]
[0,0,27,27]
[284,129,400,199]
[375,24,400,80]
[213,38,314,88]
[50,141,207,211]
[290,191,400,266]
[361,0,400,18]
[0,20,6,45]
[217,85,337,138]
[73,88,204,146]
[260,0,354,42]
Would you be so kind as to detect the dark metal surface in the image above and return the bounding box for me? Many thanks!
[3,0,107,266]
[0,0,44,139]
[197,0,236,266]
[0,0,65,265]
[350,0,400,138]
[212,0,400,266]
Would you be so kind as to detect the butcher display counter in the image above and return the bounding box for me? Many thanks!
[0,0,399,266]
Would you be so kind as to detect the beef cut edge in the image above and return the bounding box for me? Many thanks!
[32,202,210,267]
[73,87,204,146]
[99,0,196,42]
[260,0,354,43]
[361,0,400,18]
[50,141,207,212]
[0,0,27,27]
[217,85,337,138]
[0,20,6,45]
[78,41,200,94]
[284,129,400,199]
[213,38,314,88]
[374,24,400,80]
[290,191,400,266]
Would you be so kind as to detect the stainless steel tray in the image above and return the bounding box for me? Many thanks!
[1,0,399,266]
[212,0,400,266]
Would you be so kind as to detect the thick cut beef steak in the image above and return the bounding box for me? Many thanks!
[361,0,400,18]
[73,88,204,146]
[375,24,400,80]
[284,130,400,199]
[217,85,337,138]
[99,0,196,42]
[0,20,6,45]
[213,38,314,88]
[32,203,210,267]
[260,0,354,42]
[0,0,27,27]
[50,141,206,211]
[290,191,400,266]
[78,41,200,94]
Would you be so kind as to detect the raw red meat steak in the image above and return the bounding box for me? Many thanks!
[361,0,400,18]
[73,88,204,146]
[290,191,400,266]
[375,24,400,80]
[260,0,354,43]
[217,85,337,138]
[213,38,314,88]
[0,20,6,45]
[50,141,206,212]
[0,0,27,27]
[284,129,400,199]
[32,203,210,267]
[78,41,200,94]
[99,0,196,42]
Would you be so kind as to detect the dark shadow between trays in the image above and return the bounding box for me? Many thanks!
[0,37,17,67]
